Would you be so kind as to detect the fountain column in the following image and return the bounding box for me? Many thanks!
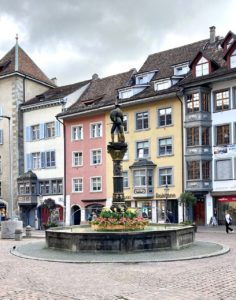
[107,142,127,208]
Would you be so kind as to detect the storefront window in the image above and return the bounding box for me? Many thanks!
[218,198,236,225]
[136,201,152,219]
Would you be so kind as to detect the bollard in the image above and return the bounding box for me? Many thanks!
[15,229,23,241]
[25,225,32,238]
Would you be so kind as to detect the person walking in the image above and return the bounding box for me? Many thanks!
[225,211,234,233]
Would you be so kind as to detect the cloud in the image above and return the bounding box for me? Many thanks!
[0,0,236,85]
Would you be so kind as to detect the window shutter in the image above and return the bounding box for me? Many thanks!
[25,126,31,142]
[55,121,61,137]
[41,152,45,168]
[26,154,32,171]
[0,130,3,144]
[39,123,45,139]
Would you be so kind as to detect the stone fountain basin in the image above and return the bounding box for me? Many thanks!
[45,224,195,253]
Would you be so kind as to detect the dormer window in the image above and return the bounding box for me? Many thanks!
[227,37,234,49]
[230,49,236,68]
[174,64,189,76]
[196,57,209,77]
[155,79,171,91]
[119,89,133,99]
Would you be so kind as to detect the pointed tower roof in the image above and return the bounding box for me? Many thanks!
[0,39,55,87]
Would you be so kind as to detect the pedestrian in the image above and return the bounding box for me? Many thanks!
[225,210,234,233]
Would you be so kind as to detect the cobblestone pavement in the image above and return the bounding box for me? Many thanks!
[0,226,236,299]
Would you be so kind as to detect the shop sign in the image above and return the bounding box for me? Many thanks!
[156,193,176,198]
[218,196,236,202]
[134,188,147,194]
[214,144,236,156]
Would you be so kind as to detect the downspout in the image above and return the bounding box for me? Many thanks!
[176,90,185,222]
[56,115,66,225]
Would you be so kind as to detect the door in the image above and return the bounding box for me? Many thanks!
[194,199,205,225]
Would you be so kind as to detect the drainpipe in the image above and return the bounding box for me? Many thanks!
[176,90,184,222]
[56,115,66,225]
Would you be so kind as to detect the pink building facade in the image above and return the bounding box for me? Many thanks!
[65,113,107,224]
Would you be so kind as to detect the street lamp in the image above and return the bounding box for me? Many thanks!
[0,115,13,219]
[164,183,169,223]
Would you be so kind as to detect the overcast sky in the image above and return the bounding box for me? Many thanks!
[0,0,236,86]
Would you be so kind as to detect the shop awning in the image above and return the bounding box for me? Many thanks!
[218,196,236,202]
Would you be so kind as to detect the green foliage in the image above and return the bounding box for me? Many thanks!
[179,191,197,207]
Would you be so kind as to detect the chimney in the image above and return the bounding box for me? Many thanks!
[51,77,57,85]
[209,26,216,44]
[92,73,99,80]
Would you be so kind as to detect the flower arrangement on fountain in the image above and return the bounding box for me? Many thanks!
[90,207,149,231]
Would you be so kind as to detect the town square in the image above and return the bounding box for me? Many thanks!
[1,0,236,299]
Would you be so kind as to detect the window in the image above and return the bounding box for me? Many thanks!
[214,90,230,112]
[159,168,173,186]
[136,111,149,130]
[202,127,210,146]
[215,159,232,180]
[123,148,129,160]
[45,181,50,194]
[119,89,133,99]
[72,152,83,167]
[230,49,236,68]
[187,161,200,180]
[46,151,55,167]
[123,115,128,132]
[31,184,36,194]
[202,161,210,180]
[25,184,30,194]
[73,178,83,192]
[90,123,102,138]
[32,152,40,169]
[51,180,62,194]
[134,170,147,186]
[158,108,172,126]
[187,93,200,113]
[72,125,83,140]
[45,122,55,138]
[136,140,149,159]
[90,177,102,192]
[19,184,25,195]
[91,149,102,165]
[187,127,199,146]
[123,171,129,188]
[158,138,172,155]
[216,125,230,145]
[0,156,2,174]
[196,57,209,77]
[31,125,40,140]
[202,93,210,112]
[174,64,189,75]
[155,79,171,91]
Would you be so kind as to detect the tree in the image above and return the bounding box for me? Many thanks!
[179,191,197,221]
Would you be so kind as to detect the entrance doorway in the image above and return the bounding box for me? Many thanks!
[71,205,81,225]
[194,199,205,225]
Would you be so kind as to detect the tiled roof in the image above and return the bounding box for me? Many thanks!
[139,39,210,81]
[64,69,135,114]
[21,79,91,107]
[0,45,55,86]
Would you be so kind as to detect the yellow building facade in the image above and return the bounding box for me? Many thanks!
[106,95,183,223]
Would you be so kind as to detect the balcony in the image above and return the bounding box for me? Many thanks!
[185,112,211,123]
[186,180,212,191]
[132,187,154,198]
[17,195,38,205]
[186,146,212,156]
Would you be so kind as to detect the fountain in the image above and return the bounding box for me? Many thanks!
[46,103,195,253]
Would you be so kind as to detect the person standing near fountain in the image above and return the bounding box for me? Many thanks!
[225,211,234,234]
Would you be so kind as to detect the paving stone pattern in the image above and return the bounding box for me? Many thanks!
[0,226,235,299]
